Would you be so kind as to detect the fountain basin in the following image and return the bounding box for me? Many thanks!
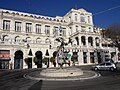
[40,67,83,77]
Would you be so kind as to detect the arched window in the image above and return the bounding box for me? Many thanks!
[72,39,77,46]
[36,38,41,44]
[3,35,10,42]
[15,36,21,43]
[75,37,79,45]
[26,37,31,43]
[45,38,51,44]
[95,37,100,46]
[81,36,86,46]
[88,37,93,46]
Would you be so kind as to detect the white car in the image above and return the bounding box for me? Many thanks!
[92,62,117,71]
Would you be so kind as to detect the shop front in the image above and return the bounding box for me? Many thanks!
[0,50,10,69]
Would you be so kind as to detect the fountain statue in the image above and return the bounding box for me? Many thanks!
[55,37,70,68]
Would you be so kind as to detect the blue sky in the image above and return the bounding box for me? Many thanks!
[0,0,120,28]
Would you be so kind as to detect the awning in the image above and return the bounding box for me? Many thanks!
[0,50,10,60]
[0,59,11,61]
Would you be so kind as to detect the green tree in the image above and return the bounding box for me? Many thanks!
[102,24,120,51]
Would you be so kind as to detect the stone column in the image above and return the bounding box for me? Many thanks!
[23,49,28,69]
[21,20,25,34]
[72,25,76,34]
[94,50,98,64]
[41,24,45,35]
[99,37,102,48]
[87,51,90,64]
[10,48,15,69]
[78,50,83,65]
[71,13,75,21]
[10,18,15,33]
[93,37,96,48]
[32,22,35,34]
[0,16,2,31]
[78,36,81,46]
[85,36,88,47]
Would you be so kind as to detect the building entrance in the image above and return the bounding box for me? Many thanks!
[35,51,42,68]
[28,58,32,68]
[14,50,23,69]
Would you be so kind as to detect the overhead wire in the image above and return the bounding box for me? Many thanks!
[93,5,120,16]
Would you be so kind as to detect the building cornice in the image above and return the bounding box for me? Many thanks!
[0,8,67,24]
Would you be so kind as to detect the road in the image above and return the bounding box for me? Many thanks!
[0,65,120,90]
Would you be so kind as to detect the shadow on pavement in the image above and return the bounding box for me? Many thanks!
[28,80,43,90]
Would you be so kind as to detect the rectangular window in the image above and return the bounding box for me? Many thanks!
[83,52,87,63]
[45,25,50,35]
[81,26,86,32]
[69,16,71,22]
[76,26,78,32]
[15,21,21,32]
[90,52,95,63]
[81,16,85,22]
[62,28,66,36]
[26,23,32,33]
[3,20,10,30]
[75,14,77,21]
[88,16,90,23]
[36,24,41,34]
[53,26,59,36]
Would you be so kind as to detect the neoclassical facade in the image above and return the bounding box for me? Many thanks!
[0,8,118,69]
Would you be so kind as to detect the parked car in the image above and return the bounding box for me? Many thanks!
[92,62,117,71]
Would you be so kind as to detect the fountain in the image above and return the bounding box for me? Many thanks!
[24,37,100,81]
[40,37,83,77]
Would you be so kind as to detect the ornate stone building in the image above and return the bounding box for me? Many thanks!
[0,8,118,69]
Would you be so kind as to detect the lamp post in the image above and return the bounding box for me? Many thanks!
[45,49,50,68]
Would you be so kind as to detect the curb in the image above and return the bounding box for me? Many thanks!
[23,70,101,81]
